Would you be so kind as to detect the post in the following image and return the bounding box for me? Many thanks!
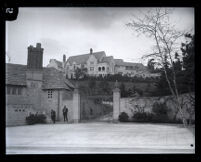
[113,81,120,123]
[73,87,80,123]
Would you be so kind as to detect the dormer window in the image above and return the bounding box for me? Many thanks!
[90,67,94,71]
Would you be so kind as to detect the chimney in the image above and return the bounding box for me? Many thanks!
[90,48,93,54]
[27,43,43,69]
[63,54,66,63]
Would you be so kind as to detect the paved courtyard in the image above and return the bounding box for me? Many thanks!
[6,122,195,154]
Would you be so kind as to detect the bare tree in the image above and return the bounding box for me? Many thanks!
[126,8,189,127]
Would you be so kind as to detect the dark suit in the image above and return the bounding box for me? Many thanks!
[63,107,68,122]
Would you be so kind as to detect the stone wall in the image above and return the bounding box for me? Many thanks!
[61,91,73,122]
[6,89,35,126]
[41,90,60,120]
[6,104,33,126]
[41,90,73,122]
[120,93,195,121]
[62,99,73,122]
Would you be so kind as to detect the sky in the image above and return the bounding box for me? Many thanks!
[6,7,194,66]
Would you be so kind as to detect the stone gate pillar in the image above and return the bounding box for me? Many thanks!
[73,87,80,123]
[113,81,120,123]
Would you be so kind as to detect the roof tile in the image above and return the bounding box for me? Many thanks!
[6,63,74,90]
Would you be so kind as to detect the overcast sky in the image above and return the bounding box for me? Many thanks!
[6,7,194,66]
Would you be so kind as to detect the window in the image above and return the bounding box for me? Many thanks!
[6,86,23,95]
[18,88,22,95]
[107,67,109,71]
[48,90,53,98]
[90,67,94,71]
[12,87,17,95]
[98,67,101,71]
[90,61,94,65]
[102,67,105,71]
[6,87,11,95]
[126,66,133,70]
[31,82,38,88]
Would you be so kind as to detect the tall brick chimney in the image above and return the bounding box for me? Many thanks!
[26,43,44,111]
[27,43,43,69]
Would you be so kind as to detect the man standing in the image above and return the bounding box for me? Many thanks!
[62,106,68,122]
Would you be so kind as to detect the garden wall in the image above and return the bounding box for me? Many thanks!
[120,93,194,121]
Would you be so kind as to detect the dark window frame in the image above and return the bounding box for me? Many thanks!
[48,90,53,98]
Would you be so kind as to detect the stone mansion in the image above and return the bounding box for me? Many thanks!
[47,48,160,79]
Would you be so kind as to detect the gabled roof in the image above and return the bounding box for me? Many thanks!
[42,67,74,90]
[53,59,63,68]
[6,63,27,86]
[114,59,124,65]
[114,60,147,70]
[114,60,143,67]
[101,56,113,64]
[118,62,144,67]
[5,63,74,90]
[67,51,106,65]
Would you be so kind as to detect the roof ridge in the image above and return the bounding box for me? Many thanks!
[68,51,105,58]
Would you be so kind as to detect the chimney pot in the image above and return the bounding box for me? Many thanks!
[36,43,41,48]
[63,54,66,63]
[90,48,93,54]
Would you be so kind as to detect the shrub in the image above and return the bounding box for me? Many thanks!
[132,112,154,122]
[151,102,171,123]
[151,114,169,123]
[152,102,170,115]
[118,112,129,122]
[131,102,183,123]
[26,113,47,125]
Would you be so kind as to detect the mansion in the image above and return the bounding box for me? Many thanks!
[47,48,160,79]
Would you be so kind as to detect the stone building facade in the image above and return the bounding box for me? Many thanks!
[6,43,75,126]
[47,48,160,79]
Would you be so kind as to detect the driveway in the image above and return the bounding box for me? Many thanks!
[6,122,195,154]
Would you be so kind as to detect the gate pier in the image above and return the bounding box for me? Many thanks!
[113,87,120,123]
[72,87,80,123]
